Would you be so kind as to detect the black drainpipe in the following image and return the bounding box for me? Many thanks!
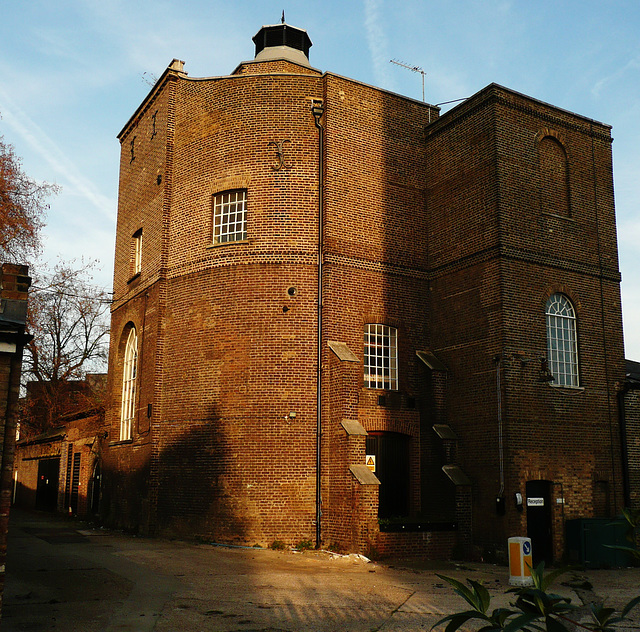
[312,100,325,549]
[617,380,636,507]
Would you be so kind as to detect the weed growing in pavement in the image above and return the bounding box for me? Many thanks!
[294,540,313,551]
[270,540,286,550]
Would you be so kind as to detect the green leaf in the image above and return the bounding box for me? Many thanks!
[621,595,640,619]
[604,543,637,554]
[530,562,546,589]
[590,605,617,626]
[436,575,482,611]
[502,612,541,632]
[545,616,572,632]
[539,566,571,592]
[468,578,492,614]
[431,611,485,632]
[492,608,519,626]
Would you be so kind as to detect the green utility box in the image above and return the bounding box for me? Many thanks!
[565,518,631,569]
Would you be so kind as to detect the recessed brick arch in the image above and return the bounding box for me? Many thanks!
[537,130,571,218]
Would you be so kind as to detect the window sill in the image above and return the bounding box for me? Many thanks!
[207,239,250,249]
[542,212,575,222]
[548,383,584,392]
[127,272,141,284]
[109,439,134,447]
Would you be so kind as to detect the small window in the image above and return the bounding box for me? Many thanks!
[132,229,142,276]
[213,189,247,244]
[364,324,398,390]
[545,293,579,387]
[120,327,138,440]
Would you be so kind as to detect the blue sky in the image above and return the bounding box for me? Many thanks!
[2,0,639,357]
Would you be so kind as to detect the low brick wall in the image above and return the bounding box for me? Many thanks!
[374,530,457,559]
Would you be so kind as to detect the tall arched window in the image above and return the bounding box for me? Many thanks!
[545,294,578,387]
[120,327,138,440]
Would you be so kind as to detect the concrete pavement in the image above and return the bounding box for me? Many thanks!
[3,509,640,631]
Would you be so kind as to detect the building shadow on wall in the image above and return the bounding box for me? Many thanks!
[101,404,250,544]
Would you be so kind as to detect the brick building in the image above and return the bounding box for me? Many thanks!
[0,264,31,614]
[621,360,640,512]
[13,376,106,519]
[102,22,626,561]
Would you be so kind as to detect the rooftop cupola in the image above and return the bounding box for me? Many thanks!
[252,20,312,67]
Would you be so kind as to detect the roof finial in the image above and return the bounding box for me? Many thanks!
[281,10,285,23]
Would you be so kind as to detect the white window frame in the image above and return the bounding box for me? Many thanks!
[213,189,247,244]
[364,324,398,390]
[545,293,579,387]
[120,327,138,440]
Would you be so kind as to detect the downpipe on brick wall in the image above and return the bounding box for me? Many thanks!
[616,383,634,507]
[494,355,505,513]
[590,122,620,512]
[312,100,325,549]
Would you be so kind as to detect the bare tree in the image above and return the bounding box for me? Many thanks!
[21,261,110,436]
[0,133,58,264]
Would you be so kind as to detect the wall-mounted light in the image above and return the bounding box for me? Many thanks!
[311,101,324,124]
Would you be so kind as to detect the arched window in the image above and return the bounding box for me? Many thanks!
[120,327,138,440]
[545,294,578,387]
[364,324,398,390]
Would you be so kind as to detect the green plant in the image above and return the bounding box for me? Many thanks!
[269,540,286,550]
[294,540,313,551]
[432,563,640,632]
[607,508,640,563]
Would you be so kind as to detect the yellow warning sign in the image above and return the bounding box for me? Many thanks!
[366,455,376,472]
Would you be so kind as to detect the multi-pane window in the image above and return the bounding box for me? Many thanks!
[132,229,142,275]
[545,293,579,387]
[213,189,247,244]
[120,327,138,440]
[364,324,398,390]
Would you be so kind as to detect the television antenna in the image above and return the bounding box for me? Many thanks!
[390,59,426,102]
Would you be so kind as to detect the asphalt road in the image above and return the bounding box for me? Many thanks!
[3,509,640,631]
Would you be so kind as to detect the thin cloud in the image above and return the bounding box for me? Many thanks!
[0,87,115,222]
[592,56,640,98]
[364,0,395,91]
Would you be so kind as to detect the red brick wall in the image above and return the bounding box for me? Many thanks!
[0,264,31,614]
[624,388,640,510]
[424,85,624,560]
[105,64,325,544]
[14,413,104,518]
[104,58,625,561]
[233,59,322,76]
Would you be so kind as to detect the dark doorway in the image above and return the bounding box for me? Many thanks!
[366,431,410,518]
[35,457,60,511]
[526,479,553,566]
